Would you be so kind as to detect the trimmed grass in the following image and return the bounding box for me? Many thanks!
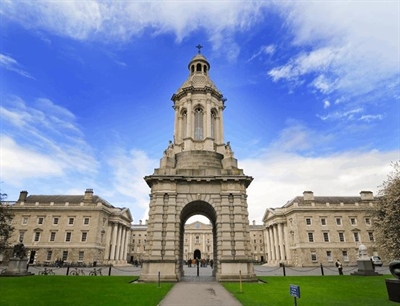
[223,275,398,306]
[0,276,174,306]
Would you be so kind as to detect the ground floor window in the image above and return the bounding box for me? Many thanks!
[326,250,332,261]
[342,250,349,262]
[78,251,84,261]
[311,251,317,262]
[46,250,52,261]
[62,251,68,261]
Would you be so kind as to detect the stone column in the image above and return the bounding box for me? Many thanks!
[283,223,291,264]
[277,223,285,262]
[270,225,276,262]
[266,227,272,263]
[123,227,130,262]
[273,224,279,263]
[187,99,192,139]
[174,106,180,142]
[218,106,224,143]
[119,227,126,261]
[115,224,122,261]
[206,99,211,138]
[110,222,118,260]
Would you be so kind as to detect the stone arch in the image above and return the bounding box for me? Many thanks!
[178,200,218,278]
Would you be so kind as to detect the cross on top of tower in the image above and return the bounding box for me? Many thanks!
[196,44,203,54]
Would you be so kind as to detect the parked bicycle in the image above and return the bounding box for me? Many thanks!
[69,267,85,276]
[89,268,102,276]
[39,268,55,275]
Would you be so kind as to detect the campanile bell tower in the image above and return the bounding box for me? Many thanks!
[140,47,256,282]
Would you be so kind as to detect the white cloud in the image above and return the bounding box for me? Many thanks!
[1,1,266,59]
[107,148,157,212]
[317,108,364,121]
[359,114,384,122]
[269,2,398,99]
[0,136,64,184]
[0,96,98,184]
[269,120,333,153]
[323,100,330,109]
[0,53,34,79]
[248,44,276,62]
[243,149,398,222]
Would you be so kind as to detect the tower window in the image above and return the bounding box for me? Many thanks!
[196,63,202,72]
[194,107,203,140]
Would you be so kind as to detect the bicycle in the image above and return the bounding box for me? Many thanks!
[69,267,85,276]
[39,268,55,275]
[89,268,102,276]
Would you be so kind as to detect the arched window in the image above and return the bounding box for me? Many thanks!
[194,107,203,140]
[182,110,187,138]
[211,109,217,139]
[204,65,208,75]
[196,63,202,72]
[191,65,194,74]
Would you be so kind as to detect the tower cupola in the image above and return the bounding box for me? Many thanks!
[157,47,240,173]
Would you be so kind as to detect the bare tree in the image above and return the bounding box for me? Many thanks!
[374,161,400,260]
[0,191,14,253]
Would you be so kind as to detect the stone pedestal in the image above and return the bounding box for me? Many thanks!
[385,279,400,303]
[0,257,34,277]
[351,260,381,276]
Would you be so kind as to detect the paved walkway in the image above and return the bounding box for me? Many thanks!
[158,266,241,306]
[158,279,242,306]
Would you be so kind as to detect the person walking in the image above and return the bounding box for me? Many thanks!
[335,259,343,275]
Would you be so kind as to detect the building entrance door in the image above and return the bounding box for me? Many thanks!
[194,249,201,260]
[29,251,35,264]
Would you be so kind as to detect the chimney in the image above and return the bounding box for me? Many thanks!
[139,220,142,225]
[18,191,28,202]
[303,191,314,201]
[84,189,93,201]
[360,191,373,201]
[145,219,148,225]
[253,220,256,226]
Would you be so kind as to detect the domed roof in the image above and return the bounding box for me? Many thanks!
[188,53,210,70]
[173,52,222,99]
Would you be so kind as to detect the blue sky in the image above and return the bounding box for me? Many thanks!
[1,1,399,224]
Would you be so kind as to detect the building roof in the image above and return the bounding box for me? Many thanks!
[282,196,362,208]
[23,195,115,208]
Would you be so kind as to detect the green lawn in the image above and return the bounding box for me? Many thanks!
[223,275,398,306]
[0,276,174,306]
[1,274,398,306]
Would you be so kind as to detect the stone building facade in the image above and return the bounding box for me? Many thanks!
[130,220,265,263]
[3,189,379,268]
[263,191,377,267]
[5,189,132,266]
[249,221,265,262]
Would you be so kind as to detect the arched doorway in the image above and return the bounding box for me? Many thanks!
[194,249,201,260]
[179,200,217,279]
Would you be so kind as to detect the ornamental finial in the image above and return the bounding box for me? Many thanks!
[196,44,203,54]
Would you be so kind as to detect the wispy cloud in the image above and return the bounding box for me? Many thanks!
[316,108,364,121]
[248,44,276,62]
[1,1,268,60]
[268,120,334,154]
[0,96,98,183]
[0,54,35,79]
[268,2,398,102]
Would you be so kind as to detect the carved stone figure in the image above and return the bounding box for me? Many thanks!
[13,241,26,259]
